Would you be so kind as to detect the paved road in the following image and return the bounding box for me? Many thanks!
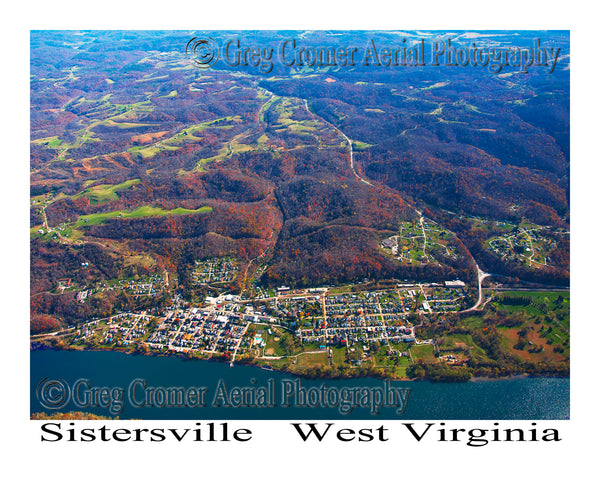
[461,264,491,312]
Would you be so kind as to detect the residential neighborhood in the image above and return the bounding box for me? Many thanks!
[54,280,475,373]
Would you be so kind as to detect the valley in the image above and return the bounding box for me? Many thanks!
[30,31,570,381]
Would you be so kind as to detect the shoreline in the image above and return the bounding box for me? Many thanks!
[30,342,570,383]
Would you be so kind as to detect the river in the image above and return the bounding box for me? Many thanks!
[30,349,569,420]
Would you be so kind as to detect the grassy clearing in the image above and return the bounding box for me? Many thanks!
[351,140,373,150]
[327,285,354,294]
[124,254,156,269]
[194,147,230,169]
[75,205,213,227]
[127,116,243,161]
[331,347,347,365]
[422,81,450,90]
[440,333,488,360]
[464,104,482,113]
[495,302,546,316]
[494,291,569,319]
[287,121,319,134]
[259,95,279,122]
[75,179,141,204]
[30,225,48,239]
[262,327,296,357]
[410,344,437,363]
[135,144,178,158]
[193,135,253,170]
[105,119,158,129]
[296,351,329,367]
[32,136,62,148]
[499,291,569,302]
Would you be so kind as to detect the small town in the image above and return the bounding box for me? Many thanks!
[42,278,474,374]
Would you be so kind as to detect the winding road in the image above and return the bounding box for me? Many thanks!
[302,97,494,312]
[303,99,373,186]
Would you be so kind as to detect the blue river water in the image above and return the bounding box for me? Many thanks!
[30,349,569,420]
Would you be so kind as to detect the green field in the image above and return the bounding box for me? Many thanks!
[331,346,347,365]
[494,291,569,319]
[75,205,213,227]
[458,290,570,363]
[75,179,141,204]
[440,333,489,361]
[262,327,297,357]
[325,285,354,294]
[31,136,63,148]
[351,140,373,150]
[410,344,437,362]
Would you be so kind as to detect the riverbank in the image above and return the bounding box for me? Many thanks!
[31,339,569,384]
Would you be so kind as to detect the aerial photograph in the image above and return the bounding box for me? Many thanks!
[30,30,570,420]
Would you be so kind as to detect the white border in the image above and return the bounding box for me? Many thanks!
[3,1,597,478]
